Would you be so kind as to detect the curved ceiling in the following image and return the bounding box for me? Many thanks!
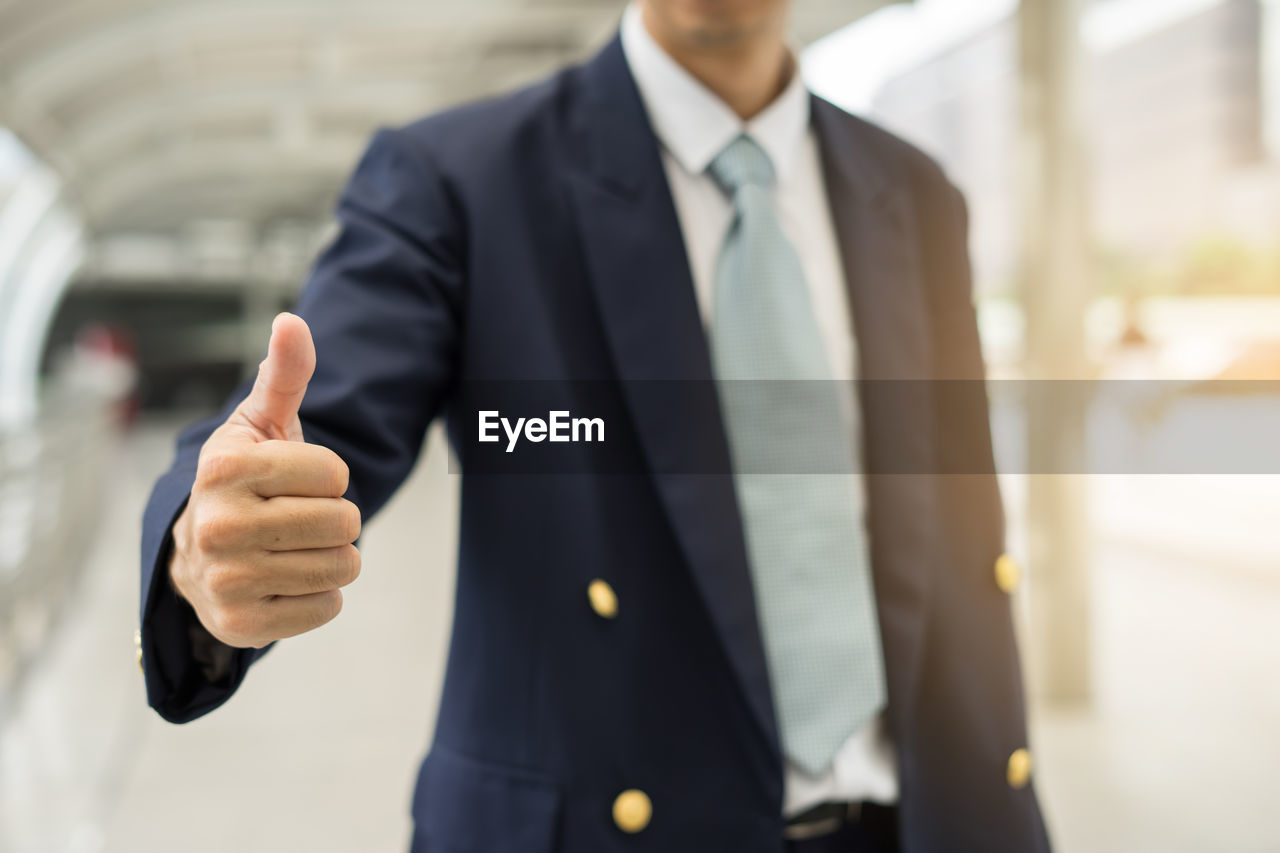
[0,0,899,282]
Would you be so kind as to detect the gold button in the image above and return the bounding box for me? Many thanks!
[1007,748,1033,789]
[134,628,143,674]
[587,579,618,619]
[994,553,1021,594]
[612,789,651,833]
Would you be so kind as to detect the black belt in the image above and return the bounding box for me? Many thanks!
[784,800,891,841]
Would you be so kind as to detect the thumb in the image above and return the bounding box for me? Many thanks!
[238,312,315,441]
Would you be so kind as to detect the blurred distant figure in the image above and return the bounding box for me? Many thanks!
[138,1,1048,851]
[53,323,139,424]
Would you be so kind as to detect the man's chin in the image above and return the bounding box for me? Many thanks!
[683,22,756,49]
[675,10,779,52]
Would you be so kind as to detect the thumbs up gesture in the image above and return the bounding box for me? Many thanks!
[169,313,361,648]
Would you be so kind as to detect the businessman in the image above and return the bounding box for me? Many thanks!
[138,1,1051,850]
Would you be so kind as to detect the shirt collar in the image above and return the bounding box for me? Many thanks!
[619,2,810,182]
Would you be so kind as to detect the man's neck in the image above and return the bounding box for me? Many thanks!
[640,6,793,121]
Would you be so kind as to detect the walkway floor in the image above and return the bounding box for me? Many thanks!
[1,417,1277,852]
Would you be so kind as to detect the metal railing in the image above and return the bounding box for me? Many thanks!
[0,394,122,718]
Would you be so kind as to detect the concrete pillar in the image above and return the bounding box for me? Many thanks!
[1017,0,1093,705]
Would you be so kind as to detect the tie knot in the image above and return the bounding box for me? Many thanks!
[707,134,775,196]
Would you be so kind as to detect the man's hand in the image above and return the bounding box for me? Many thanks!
[169,313,361,649]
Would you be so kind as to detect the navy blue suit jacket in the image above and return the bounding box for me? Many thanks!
[140,35,1051,853]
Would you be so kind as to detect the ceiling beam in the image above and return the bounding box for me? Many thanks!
[4,0,910,240]
[75,137,357,228]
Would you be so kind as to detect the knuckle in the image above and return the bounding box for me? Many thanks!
[192,510,239,550]
[327,453,351,497]
[171,504,197,555]
[342,501,362,542]
[335,545,361,586]
[315,589,343,625]
[211,605,256,645]
[197,448,250,489]
[202,561,242,599]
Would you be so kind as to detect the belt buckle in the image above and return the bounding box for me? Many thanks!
[783,802,861,841]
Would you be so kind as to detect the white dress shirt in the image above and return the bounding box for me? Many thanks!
[619,3,899,818]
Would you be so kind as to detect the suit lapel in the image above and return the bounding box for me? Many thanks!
[812,96,945,734]
[564,38,781,765]
[561,45,948,767]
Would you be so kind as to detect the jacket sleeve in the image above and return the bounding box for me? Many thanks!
[139,126,465,722]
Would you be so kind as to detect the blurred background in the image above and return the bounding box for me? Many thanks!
[1,0,1278,850]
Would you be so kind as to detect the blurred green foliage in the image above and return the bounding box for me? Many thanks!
[1096,235,1280,297]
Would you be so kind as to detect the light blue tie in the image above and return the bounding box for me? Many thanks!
[707,134,887,774]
